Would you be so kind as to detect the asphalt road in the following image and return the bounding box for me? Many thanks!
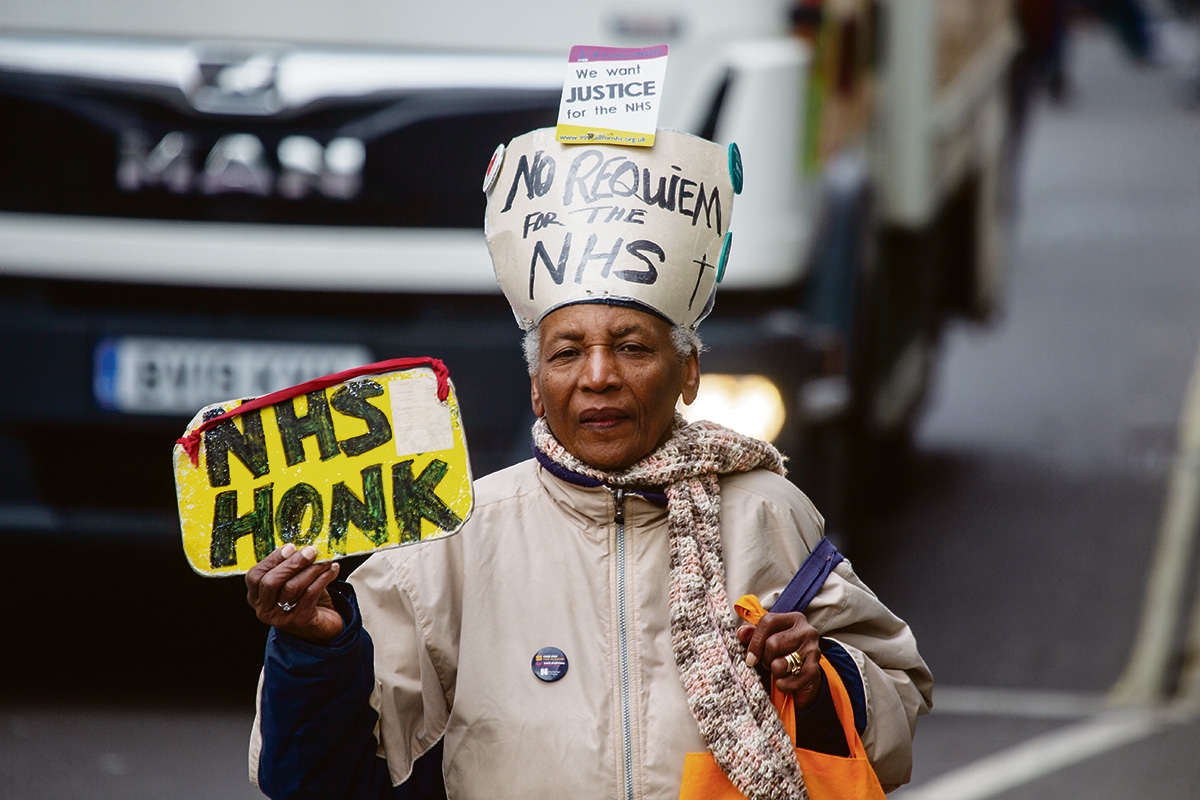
[4,26,1200,800]
[852,25,1200,800]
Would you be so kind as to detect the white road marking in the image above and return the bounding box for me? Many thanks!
[930,686,1105,719]
[894,710,1169,800]
[1109,339,1200,706]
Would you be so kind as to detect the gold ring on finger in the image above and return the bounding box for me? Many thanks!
[784,650,805,676]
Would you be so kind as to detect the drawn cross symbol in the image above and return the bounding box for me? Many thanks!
[393,458,463,543]
[689,253,716,309]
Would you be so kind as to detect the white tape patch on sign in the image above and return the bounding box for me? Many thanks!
[389,372,456,456]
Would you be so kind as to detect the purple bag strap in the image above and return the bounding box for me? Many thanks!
[774,536,844,614]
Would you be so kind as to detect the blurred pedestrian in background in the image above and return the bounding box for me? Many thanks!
[1015,0,1157,111]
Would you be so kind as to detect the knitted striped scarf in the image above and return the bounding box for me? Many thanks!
[532,414,808,800]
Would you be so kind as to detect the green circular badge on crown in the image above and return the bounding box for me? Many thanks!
[728,142,743,195]
[717,231,733,283]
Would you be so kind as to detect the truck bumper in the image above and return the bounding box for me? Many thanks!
[1,274,831,539]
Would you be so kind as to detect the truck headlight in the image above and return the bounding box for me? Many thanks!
[680,374,786,443]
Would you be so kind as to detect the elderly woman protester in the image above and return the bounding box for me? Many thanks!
[244,128,932,800]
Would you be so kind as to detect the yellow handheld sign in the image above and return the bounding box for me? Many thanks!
[173,357,473,577]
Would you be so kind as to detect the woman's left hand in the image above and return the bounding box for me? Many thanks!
[738,611,822,710]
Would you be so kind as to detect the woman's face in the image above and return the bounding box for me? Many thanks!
[531,304,699,471]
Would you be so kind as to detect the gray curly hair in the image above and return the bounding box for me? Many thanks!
[522,321,703,375]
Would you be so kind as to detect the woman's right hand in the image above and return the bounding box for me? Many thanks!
[246,543,345,646]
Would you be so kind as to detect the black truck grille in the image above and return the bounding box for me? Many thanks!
[0,77,559,227]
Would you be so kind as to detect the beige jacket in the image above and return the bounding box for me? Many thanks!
[276,459,932,798]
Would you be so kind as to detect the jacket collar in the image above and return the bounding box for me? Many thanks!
[532,446,668,507]
[534,461,669,538]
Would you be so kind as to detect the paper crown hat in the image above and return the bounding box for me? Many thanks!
[483,127,741,331]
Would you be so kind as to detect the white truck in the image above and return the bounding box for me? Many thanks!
[0,0,1017,538]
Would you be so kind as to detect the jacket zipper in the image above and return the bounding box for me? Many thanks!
[613,488,635,800]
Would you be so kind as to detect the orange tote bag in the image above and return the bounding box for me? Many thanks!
[677,597,886,800]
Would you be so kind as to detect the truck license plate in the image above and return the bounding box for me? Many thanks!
[94,337,373,415]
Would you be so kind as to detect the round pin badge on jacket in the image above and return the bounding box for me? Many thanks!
[532,646,568,682]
